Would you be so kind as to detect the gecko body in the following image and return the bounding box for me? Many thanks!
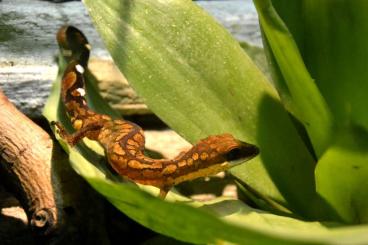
[53,26,259,197]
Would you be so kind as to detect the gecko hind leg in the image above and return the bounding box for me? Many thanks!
[51,121,104,146]
[158,186,172,199]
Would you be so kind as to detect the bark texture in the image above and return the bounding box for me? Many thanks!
[0,90,110,244]
[0,89,59,235]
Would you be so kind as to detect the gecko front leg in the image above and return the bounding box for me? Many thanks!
[51,121,105,146]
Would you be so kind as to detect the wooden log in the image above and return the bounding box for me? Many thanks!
[0,89,59,235]
[0,90,111,243]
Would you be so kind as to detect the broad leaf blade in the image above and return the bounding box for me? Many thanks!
[300,1,368,132]
[42,31,297,245]
[271,0,368,137]
[83,0,330,218]
[316,126,368,223]
[42,10,368,245]
[253,0,334,157]
[42,51,321,245]
[49,133,368,245]
[267,0,368,225]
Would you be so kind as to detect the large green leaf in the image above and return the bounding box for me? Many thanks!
[253,0,334,157]
[82,0,333,219]
[271,0,368,133]
[43,50,368,245]
[42,77,368,244]
[262,0,368,225]
[316,126,368,224]
[66,151,368,245]
[42,11,368,244]
[56,139,368,245]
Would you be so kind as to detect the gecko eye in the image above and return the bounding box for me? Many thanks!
[224,143,259,164]
[225,148,243,161]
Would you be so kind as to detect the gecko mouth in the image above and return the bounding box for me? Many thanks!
[225,142,259,165]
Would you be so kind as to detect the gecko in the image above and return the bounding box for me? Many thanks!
[52,26,259,198]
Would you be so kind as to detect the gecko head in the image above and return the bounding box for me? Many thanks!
[224,141,259,166]
[204,133,259,166]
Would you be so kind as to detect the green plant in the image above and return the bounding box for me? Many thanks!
[43,0,368,244]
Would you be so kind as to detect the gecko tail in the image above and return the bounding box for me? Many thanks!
[57,25,90,66]
[57,25,106,126]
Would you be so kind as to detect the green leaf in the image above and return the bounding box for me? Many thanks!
[42,7,368,243]
[253,0,334,157]
[270,0,368,135]
[316,126,368,223]
[83,0,330,219]
[42,58,323,244]
[261,0,368,225]
[40,113,368,245]
[299,1,368,131]
[70,148,368,245]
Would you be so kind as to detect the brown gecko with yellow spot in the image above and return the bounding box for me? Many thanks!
[52,26,259,198]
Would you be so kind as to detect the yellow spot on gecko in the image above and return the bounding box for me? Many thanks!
[133,134,144,143]
[113,144,126,156]
[122,124,133,129]
[127,139,139,147]
[115,133,128,142]
[162,165,177,175]
[178,160,187,168]
[192,153,199,161]
[200,152,209,160]
[73,119,83,130]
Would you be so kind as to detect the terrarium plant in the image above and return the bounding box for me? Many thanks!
[43,0,368,244]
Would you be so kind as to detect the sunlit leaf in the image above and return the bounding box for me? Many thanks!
[42,1,368,242]
[42,53,336,245]
[82,0,332,219]
[271,0,368,135]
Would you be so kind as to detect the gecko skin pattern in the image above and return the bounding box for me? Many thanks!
[53,26,259,198]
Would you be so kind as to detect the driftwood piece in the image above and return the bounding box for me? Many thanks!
[0,90,110,244]
[0,89,59,235]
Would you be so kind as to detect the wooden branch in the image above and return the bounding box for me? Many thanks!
[0,89,58,235]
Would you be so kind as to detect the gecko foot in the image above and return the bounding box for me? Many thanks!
[158,186,171,199]
[51,121,78,146]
